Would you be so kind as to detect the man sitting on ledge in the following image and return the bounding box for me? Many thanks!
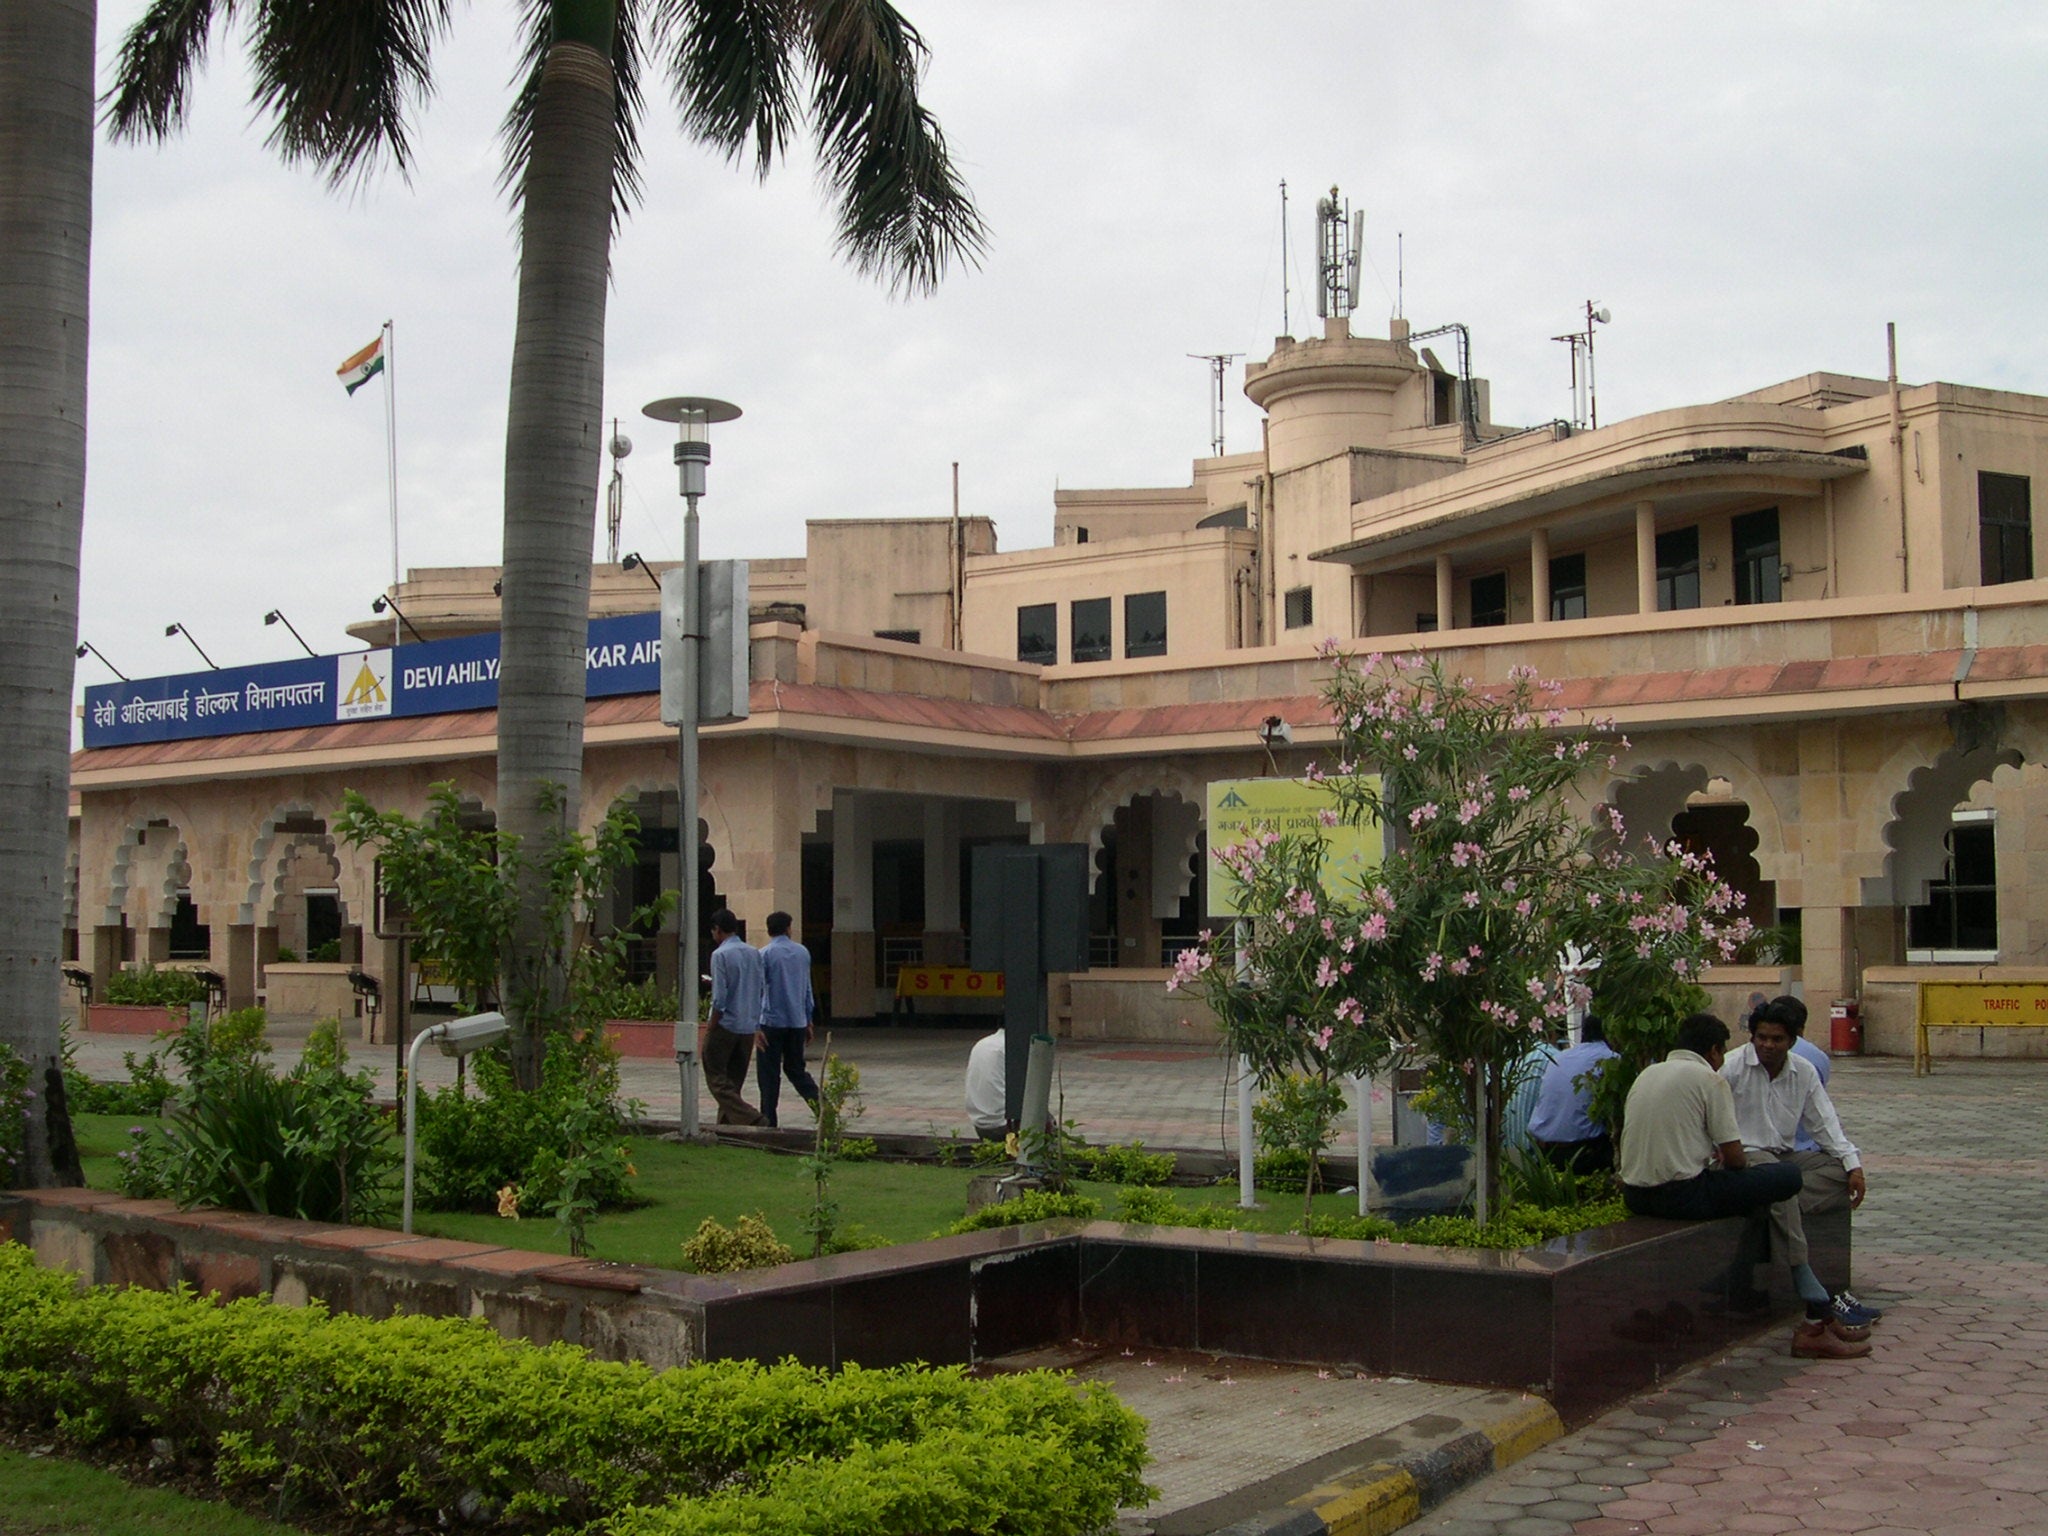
[1618,1011,1867,1360]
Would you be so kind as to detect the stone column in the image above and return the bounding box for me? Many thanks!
[923,799,965,966]
[1635,501,1658,613]
[1434,554,1454,632]
[830,791,876,1023]
[90,924,124,1001]
[224,924,257,1011]
[1530,526,1551,623]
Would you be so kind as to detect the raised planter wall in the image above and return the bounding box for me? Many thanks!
[83,1003,187,1036]
[262,963,362,1022]
[1,1189,1847,1425]
[605,1019,682,1060]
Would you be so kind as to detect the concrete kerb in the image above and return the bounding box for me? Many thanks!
[1205,1399,1565,1536]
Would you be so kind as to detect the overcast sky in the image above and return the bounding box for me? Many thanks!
[76,1,2048,691]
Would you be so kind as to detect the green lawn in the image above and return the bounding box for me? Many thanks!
[0,1447,309,1536]
[72,1113,1367,1268]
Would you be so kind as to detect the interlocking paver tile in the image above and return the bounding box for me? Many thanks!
[1410,1060,2048,1536]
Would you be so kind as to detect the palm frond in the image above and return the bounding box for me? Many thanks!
[502,0,644,232]
[652,0,804,178]
[103,0,230,142]
[804,0,986,295]
[245,0,453,187]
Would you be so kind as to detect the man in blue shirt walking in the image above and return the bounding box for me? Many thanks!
[755,911,821,1128]
[705,909,764,1126]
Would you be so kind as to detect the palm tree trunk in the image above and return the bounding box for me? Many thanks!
[496,10,615,1088]
[0,0,93,1188]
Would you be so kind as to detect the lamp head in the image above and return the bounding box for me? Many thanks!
[371,596,389,614]
[643,396,741,500]
[1259,715,1293,747]
[263,610,282,625]
[165,623,181,637]
[433,1010,510,1057]
[621,553,642,571]
[75,643,87,658]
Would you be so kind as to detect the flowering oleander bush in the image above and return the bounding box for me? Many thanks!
[1173,650,1750,1216]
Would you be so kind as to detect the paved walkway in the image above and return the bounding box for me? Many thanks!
[1412,1055,2048,1536]
[67,1018,1379,1154]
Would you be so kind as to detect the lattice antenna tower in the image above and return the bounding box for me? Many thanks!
[1189,353,1243,457]
[1315,185,1364,320]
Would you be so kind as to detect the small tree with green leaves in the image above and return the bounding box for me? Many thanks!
[335,781,656,1089]
[1177,650,1751,1219]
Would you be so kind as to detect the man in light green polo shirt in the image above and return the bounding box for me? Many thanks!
[1619,1013,1868,1359]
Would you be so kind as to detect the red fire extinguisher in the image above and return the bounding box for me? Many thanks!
[1829,999,1863,1056]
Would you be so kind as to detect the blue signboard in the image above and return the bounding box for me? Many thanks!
[84,612,662,749]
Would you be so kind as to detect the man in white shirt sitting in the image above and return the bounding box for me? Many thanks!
[1722,1007,1880,1339]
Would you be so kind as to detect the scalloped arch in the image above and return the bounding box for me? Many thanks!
[1601,740,1794,888]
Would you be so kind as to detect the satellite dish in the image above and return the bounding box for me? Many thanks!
[1591,307,1612,325]
[609,432,633,460]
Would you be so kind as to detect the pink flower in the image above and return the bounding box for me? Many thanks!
[1462,890,1480,908]
[1360,912,1388,941]
[1336,998,1365,1026]
[1449,958,1471,975]
[1315,1026,1335,1049]
[1458,798,1482,824]
[1314,957,1340,989]
[1514,898,1533,917]
[1507,785,1531,803]
[1401,744,1419,761]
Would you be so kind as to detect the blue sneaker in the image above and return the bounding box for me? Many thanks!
[1831,1292,1882,1329]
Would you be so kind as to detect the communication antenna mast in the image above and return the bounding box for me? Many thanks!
[1550,301,1611,429]
[1189,352,1243,457]
[1315,185,1363,320]
[604,418,633,564]
[1279,179,1292,336]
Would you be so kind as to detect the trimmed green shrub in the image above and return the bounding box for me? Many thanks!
[1304,1196,1628,1248]
[682,1213,798,1274]
[1114,1187,1252,1230]
[0,1243,1152,1534]
[943,1189,1099,1235]
[413,1029,637,1216]
[1079,1140,1176,1186]
[104,965,206,1007]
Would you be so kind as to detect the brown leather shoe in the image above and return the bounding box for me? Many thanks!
[1826,1314,1872,1343]
[1792,1319,1870,1359]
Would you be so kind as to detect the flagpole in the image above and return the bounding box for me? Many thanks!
[383,318,400,650]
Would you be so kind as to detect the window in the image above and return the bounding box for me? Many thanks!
[1980,472,2033,585]
[1732,508,1782,605]
[1469,572,1508,627]
[1908,821,1998,957]
[1070,597,1111,663]
[1075,527,1090,544]
[1656,526,1701,611]
[873,628,920,644]
[1415,611,1438,633]
[1284,586,1314,629]
[1016,603,1055,665]
[1124,590,1167,658]
[1549,552,1587,620]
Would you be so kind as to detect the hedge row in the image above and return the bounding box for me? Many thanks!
[0,1244,1151,1534]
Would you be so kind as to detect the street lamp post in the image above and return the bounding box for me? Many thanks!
[642,396,742,1140]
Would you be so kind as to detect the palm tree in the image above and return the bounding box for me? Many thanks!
[0,0,95,1188]
[108,0,984,1084]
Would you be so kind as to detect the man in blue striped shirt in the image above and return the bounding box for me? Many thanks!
[705,909,764,1126]
[755,911,820,1127]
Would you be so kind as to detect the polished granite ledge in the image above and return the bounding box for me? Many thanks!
[1,1191,1846,1424]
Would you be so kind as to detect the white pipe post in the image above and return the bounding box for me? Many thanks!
[1234,916,1257,1208]
[1354,1073,1373,1217]
[1237,1057,1257,1209]
[401,1023,440,1234]
[1474,1070,1491,1226]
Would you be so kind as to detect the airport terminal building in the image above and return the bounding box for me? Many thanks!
[69,313,2048,1055]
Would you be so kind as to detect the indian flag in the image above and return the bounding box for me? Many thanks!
[336,336,385,396]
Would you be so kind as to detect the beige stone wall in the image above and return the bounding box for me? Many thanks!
[960,529,1255,663]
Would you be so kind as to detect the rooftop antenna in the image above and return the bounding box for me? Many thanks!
[1279,179,1292,336]
[1188,352,1243,456]
[604,418,633,564]
[1315,185,1363,320]
[1397,231,1404,320]
[1551,301,1611,429]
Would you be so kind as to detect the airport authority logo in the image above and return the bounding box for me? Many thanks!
[338,649,394,721]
